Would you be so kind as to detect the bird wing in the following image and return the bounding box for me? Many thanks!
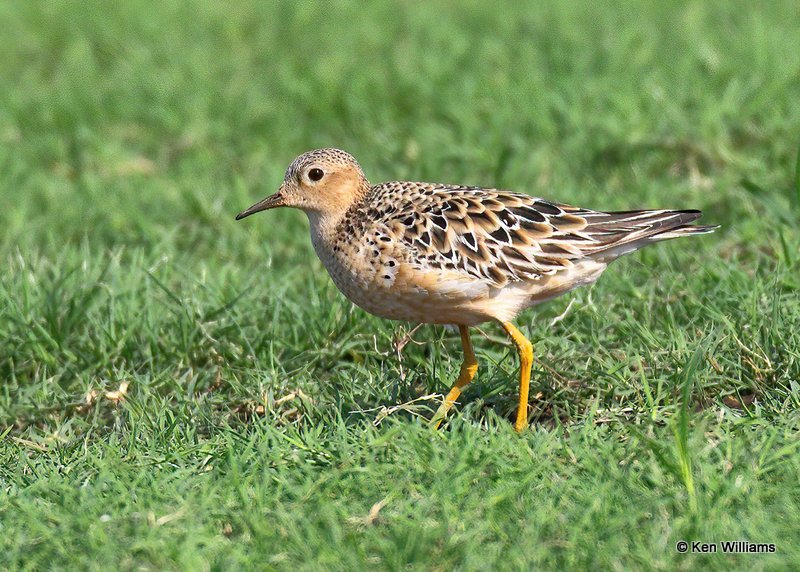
[369,182,709,288]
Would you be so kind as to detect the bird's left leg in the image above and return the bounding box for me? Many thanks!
[499,321,534,433]
[429,325,478,429]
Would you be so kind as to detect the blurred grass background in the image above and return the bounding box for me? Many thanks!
[1,0,799,569]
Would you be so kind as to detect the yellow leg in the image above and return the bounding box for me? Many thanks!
[500,321,534,433]
[430,325,478,429]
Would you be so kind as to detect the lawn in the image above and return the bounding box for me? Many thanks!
[1,1,799,569]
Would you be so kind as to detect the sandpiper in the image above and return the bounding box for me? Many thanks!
[236,148,716,431]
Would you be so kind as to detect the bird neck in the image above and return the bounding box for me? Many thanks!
[306,183,372,261]
[306,209,340,243]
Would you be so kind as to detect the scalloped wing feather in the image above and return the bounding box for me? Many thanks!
[368,183,714,289]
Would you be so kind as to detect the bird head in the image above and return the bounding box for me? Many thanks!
[235,148,370,222]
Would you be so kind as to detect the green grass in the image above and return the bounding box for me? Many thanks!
[2,0,800,569]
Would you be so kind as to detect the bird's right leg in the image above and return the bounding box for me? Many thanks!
[429,325,478,429]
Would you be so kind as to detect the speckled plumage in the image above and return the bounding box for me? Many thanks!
[236,148,717,431]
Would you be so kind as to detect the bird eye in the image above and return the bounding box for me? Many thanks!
[308,168,324,182]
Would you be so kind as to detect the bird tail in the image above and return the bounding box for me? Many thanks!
[580,209,718,260]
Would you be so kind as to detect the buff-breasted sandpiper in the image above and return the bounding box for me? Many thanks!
[236,148,716,432]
